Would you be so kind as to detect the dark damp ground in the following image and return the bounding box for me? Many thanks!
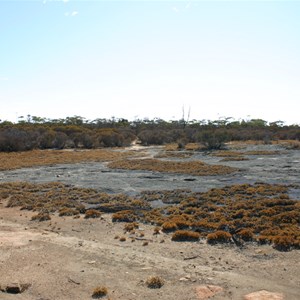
[0,143,299,199]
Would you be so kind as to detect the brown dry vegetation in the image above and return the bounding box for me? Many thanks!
[0,149,137,171]
[209,149,284,161]
[107,158,237,176]
[145,276,164,289]
[154,151,194,159]
[1,181,151,215]
[1,181,299,251]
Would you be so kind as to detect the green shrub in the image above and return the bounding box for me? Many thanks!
[197,130,228,150]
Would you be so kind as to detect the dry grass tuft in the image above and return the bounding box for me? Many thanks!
[92,286,108,298]
[31,212,51,222]
[161,222,178,233]
[171,230,200,242]
[207,231,232,244]
[123,222,139,232]
[59,207,80,217]
[145,276,164,289]
[84,209,102,219]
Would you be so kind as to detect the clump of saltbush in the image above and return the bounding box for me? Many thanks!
[145,276,164,289]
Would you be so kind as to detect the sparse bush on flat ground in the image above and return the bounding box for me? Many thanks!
[92,286,108,298]
[31,212,51,222]
[84,209,102,219]
[59,207,80,217]
[161,222,178,233]
[171,230,200,241]
[145,276,164,289]
[197,130,229,150]
[207,231,232,244]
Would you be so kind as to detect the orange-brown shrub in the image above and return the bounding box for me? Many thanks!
[207,231,232,244]
[84,209,101,219]
[112,210,137,222]
[236,228,254,242]
[161,221,178,232]
[124,222,139,232]
[31,212,51,222]
[92,286,108,298]
[145,276,164,289]
[171,230,200,242]
[273,235,294,251]
[58,207,80,217]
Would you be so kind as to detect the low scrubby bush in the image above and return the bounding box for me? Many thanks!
[207,230,232,244]
[92,286,108,298]
[145,276,164,289]
[84,209,101,219]
[161,221,178,233]
[171,230,200,242]
[31,212,51,222]
[58,207,79,217]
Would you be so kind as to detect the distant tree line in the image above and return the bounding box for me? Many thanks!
[0,115,299,152]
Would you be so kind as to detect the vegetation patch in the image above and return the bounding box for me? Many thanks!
[1,181,299,251]
[211,151,243,157]
[207,231,232,244]
[123,222,139,232]
[171,230,200,242]
[245,150,281,155]
[92,286,108,299]
[0,149,137,171]
[108,158,237,176]
[84,209,102,219]
[31,212,51,222]
[211,149,281,161]
[154,151,193,159]
[220,156,249,161]
[145,276,164,289]
[59,207,80,217]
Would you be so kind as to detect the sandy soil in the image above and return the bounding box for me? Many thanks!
[0,202,299,300]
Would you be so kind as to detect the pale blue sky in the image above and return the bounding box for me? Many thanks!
[1,0,299,124]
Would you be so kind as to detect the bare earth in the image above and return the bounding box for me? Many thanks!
[0,203,299,300]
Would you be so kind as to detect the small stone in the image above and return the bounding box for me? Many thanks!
[88,260,96,264]
[244,290,284,300]
[195,285,223,299]
[179,277,189,281]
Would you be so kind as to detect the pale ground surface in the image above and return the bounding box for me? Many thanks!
[0,203,299,300]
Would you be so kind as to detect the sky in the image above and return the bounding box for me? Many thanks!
[0,0,300,125]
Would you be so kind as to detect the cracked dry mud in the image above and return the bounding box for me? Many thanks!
[0,143,300,299]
